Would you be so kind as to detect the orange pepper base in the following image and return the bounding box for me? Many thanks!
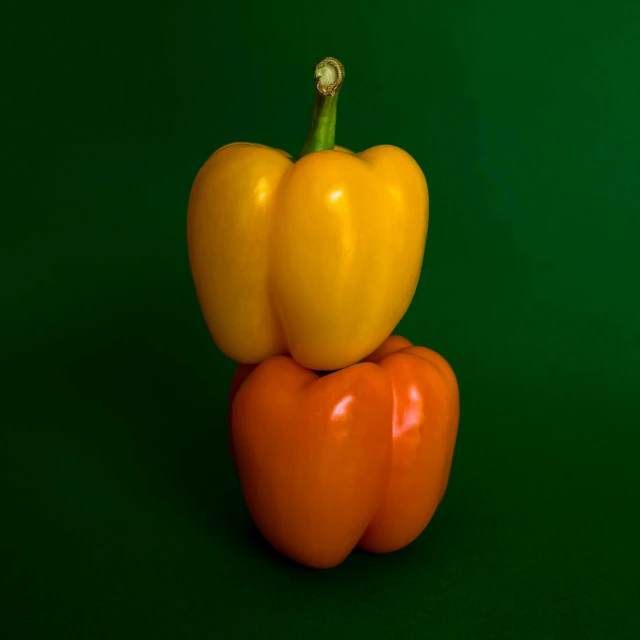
[228,335,460,569]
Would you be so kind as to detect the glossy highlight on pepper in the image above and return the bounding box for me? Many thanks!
[360,335,460,554]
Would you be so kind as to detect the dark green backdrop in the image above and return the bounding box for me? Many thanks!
[3,1,639,637]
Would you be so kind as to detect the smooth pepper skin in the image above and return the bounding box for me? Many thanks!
[231,355,394,569]
[229,335,459,568]
[187,143,429,371]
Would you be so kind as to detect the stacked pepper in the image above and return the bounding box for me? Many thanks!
[187,57,460,569]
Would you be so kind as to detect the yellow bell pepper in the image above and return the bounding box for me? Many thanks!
[187,57,429,370]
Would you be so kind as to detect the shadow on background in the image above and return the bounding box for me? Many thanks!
[2,292,245,532]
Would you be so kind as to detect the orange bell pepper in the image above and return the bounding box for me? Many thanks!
[187,57,429,371]
[228,335,460,569]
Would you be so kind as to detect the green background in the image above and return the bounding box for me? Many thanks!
[3,0,639,637]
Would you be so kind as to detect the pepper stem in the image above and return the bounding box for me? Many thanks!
[298,57,345,158]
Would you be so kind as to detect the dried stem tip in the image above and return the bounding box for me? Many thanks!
[314,57,345,97]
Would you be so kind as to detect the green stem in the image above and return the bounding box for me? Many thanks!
[298,57,345,158]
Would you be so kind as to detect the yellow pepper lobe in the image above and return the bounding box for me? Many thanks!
[187,142,428,370]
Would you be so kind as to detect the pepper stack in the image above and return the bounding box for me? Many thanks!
[187,57,460,569]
